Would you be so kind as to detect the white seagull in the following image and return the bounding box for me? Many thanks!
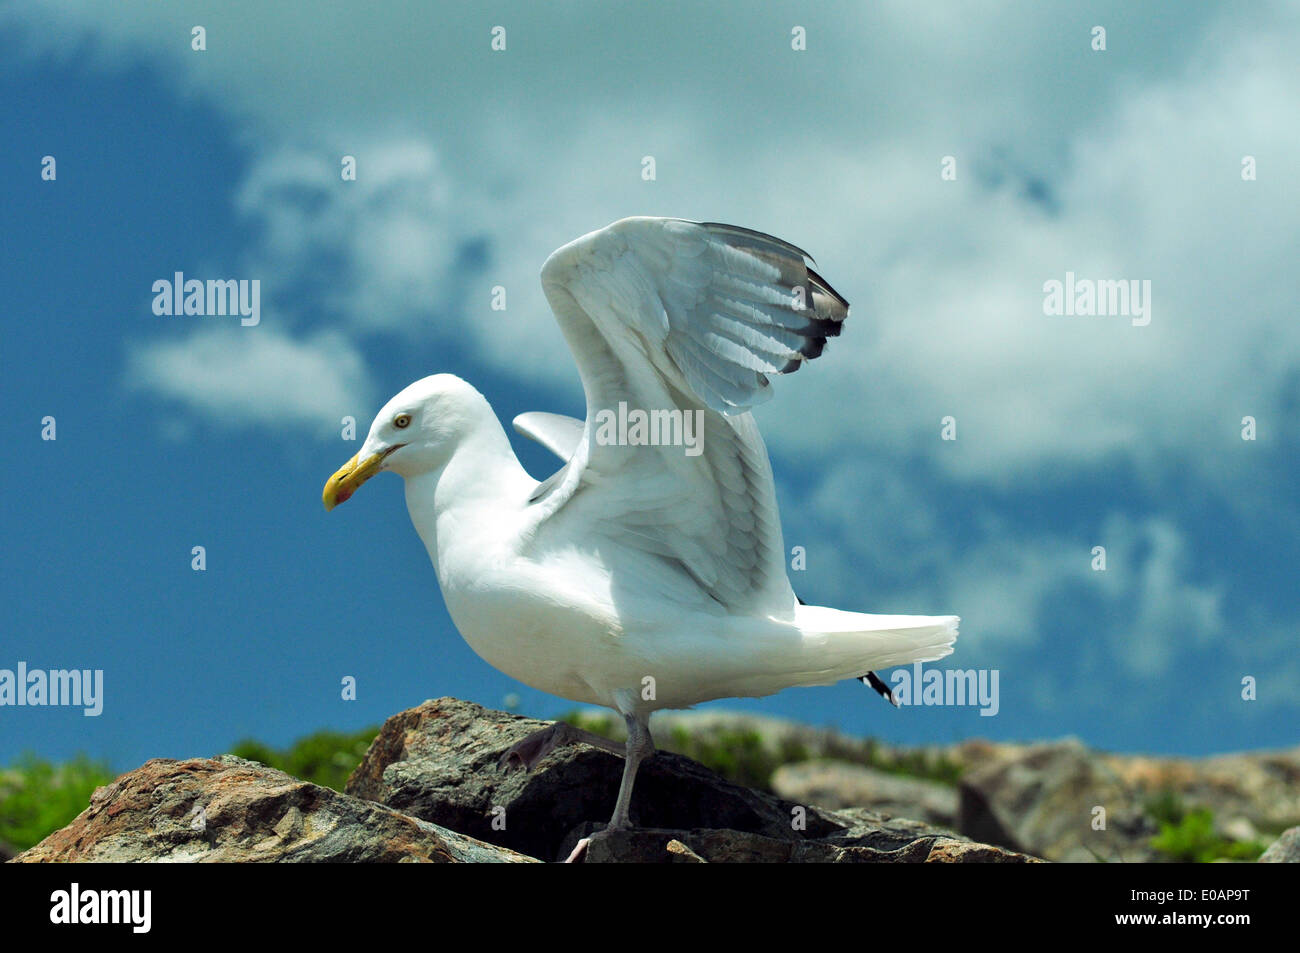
[323,217,958,853]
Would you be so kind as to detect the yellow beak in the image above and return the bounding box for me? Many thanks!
[322,451,385,511]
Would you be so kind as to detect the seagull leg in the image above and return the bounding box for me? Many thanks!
[565,712,654,863]
[498,721,625,772]
[607,713,654,830]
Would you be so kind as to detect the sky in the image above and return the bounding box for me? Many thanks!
[1,1,1297,771]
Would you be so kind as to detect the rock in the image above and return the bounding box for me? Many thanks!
[580,823,1041,863]
[958,739,1158,862]
[347,697,851,862]
[665,838,706,862]
[13,698,1045,863]
[1104,748,1300,836]
[565,710,1300,844]
[11,755,534,863]
[1259,827,1300,863]
[345,697,1041,863]
[1218,816,1261,844]
[771,760,958,826]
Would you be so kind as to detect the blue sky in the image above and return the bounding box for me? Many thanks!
[2,1,1297,770]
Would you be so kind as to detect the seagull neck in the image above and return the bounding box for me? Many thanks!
[403,422,531,569]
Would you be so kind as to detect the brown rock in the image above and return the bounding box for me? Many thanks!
[12,755,534,863]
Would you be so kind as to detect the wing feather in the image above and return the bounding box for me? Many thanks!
[528,217,849,616]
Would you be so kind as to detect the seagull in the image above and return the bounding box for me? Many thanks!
[322,217,958,857]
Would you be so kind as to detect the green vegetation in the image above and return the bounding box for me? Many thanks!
[0,727,380,854]
[559,711,796,789]
[1145,791,1269,863]
[0,754,115,853]
[663,725,806,790]
[824,735,964,787]
[561,710,618,739]
[559,710,961,791]
[229,726,379,792]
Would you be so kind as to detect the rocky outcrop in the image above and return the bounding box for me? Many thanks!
[12,754,534,863]
[10,698,1043,863]
[1100,748,1300,843]
[958,739,1160,863]
[344,698,1035,862]
[346,697,852,861]
[614,712,1300,863]
[771,760,958,827]
[579,823,1038,863]
[21,697,1288,863]
[1259,827,1300,863]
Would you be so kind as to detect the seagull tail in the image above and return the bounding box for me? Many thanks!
[791,604,959,687]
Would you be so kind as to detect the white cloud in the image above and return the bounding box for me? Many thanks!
[234,140,466,334]
[1091,515,1227,675]
[761,16,1300,485]
[126,327,373,436]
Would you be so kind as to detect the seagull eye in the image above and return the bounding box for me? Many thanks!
[393,414,412,429]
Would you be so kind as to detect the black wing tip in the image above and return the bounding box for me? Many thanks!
[806,266,850,313]
[799,337,825,360]
[694,220,849,376]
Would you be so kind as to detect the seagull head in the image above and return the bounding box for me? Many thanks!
[322,373,485,510]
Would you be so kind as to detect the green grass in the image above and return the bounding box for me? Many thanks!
[0,754,115,853]
[1144,791,1269,863]
[228,726,379,792]
[558,710,961,791]
[823,735,964,787]
[1,727,381,854]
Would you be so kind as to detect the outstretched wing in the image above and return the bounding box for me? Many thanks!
[527,217,848,617]
[513,411,584,462]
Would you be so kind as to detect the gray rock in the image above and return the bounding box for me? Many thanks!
[581,825,1041,863]
[12,698,1046,863]
[1259,827,1300,862]
[772,760,958,826]
[958,739,1158,862]
[346,697,1041,863]
[11,754,534,863]
[568,710,1300,843]
[1218,816,1261,844]
[346,697,847,862]
[1104,747,1300,836]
